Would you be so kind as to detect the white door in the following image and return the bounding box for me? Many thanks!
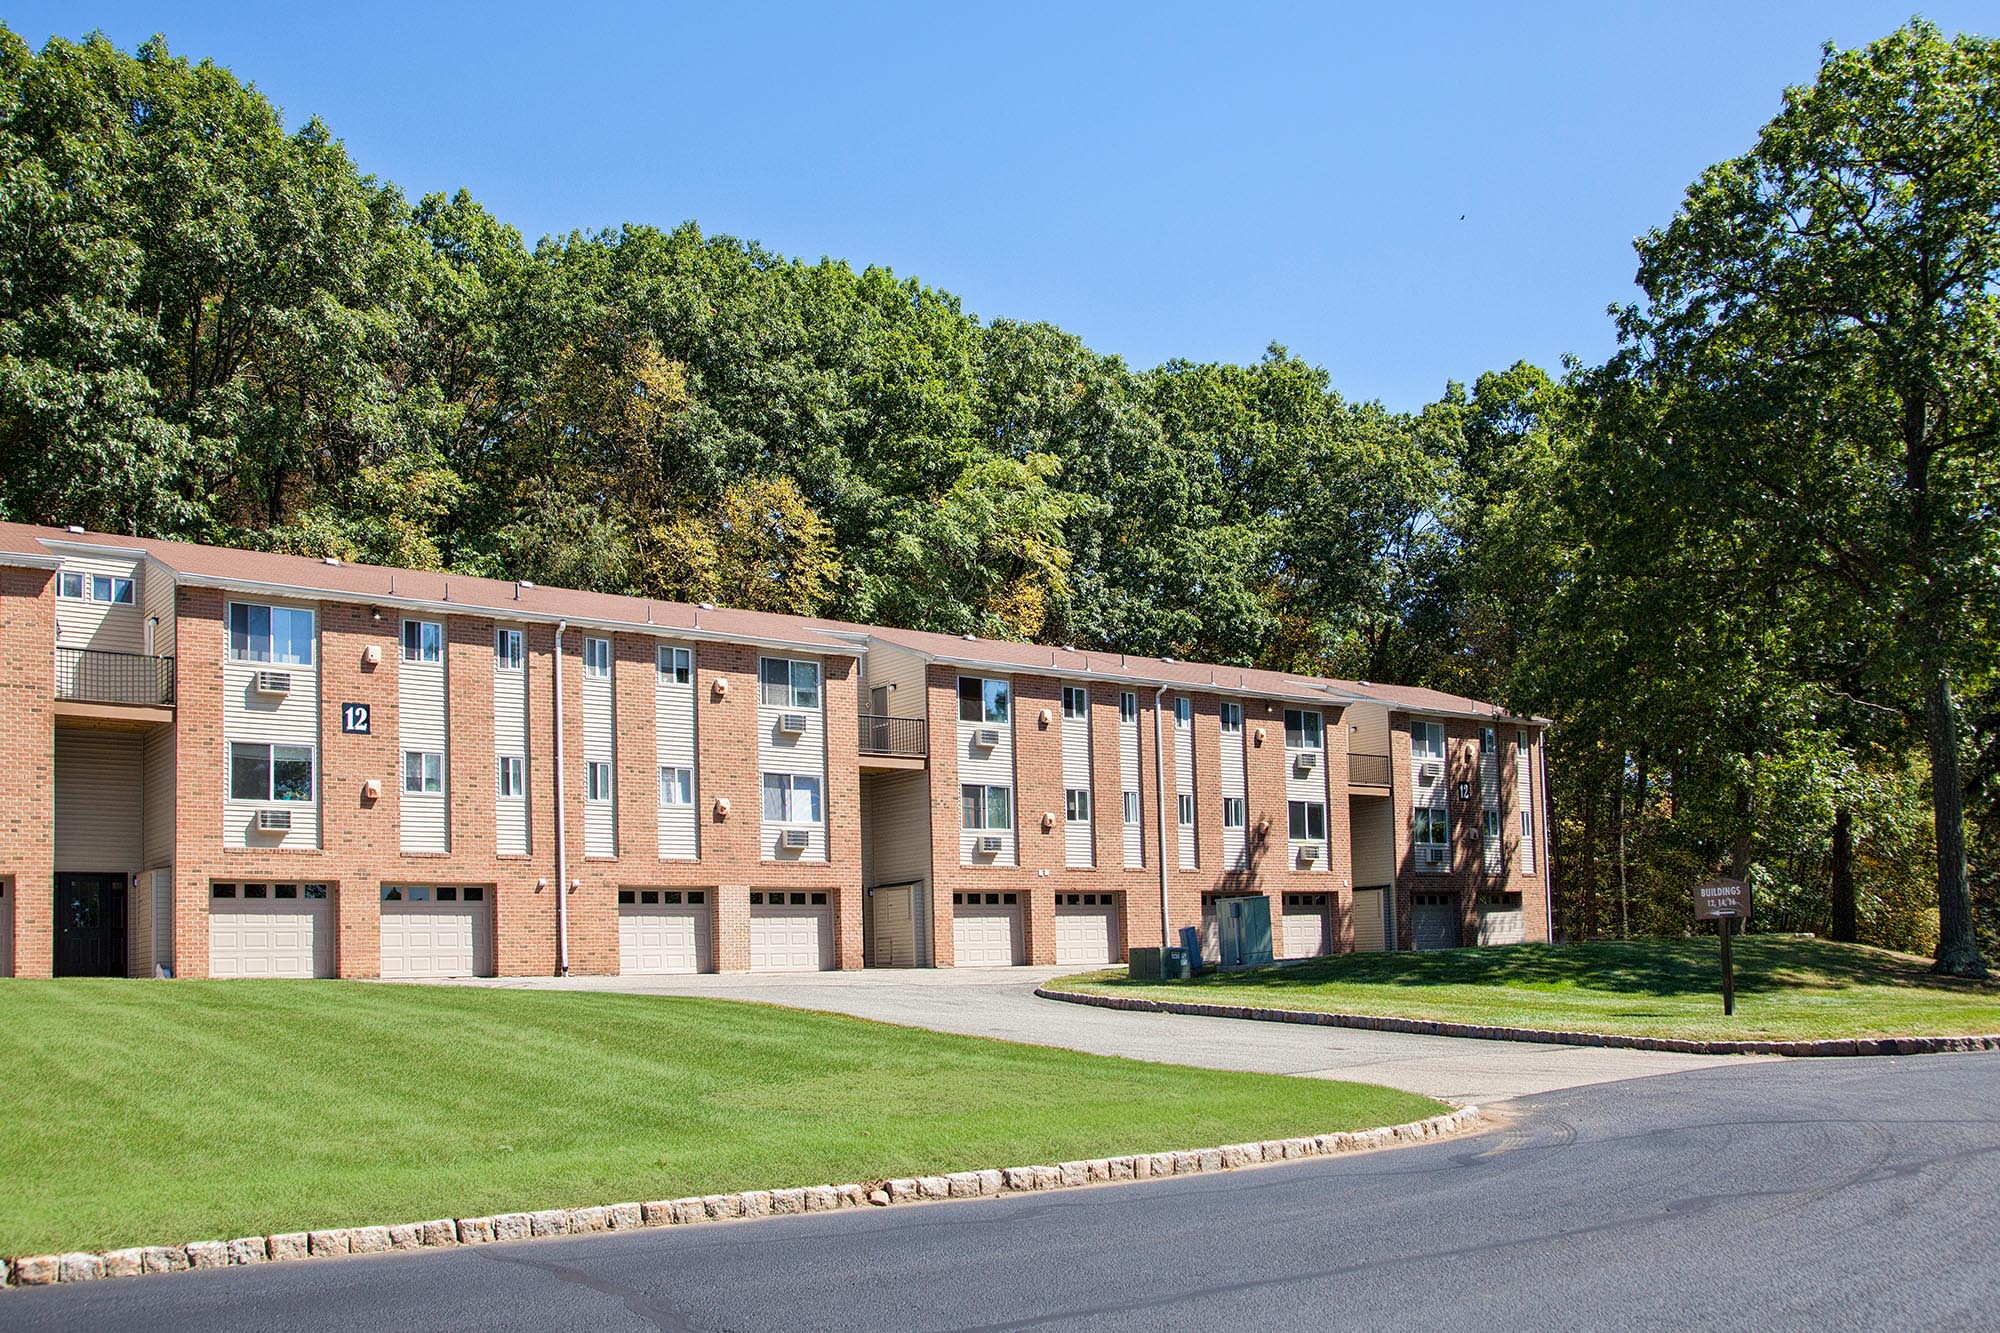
[1477,898,1526,946]
[1281,893,1330,959]
[952,892,1024,968]
[0,878,13,976]
[1352,887,1389,952]
[1411,894,1461,952]
[869,884,920,967]
[619,890,711,974]
[381,886,494,978]
[750,891,834,971]
[1054,894,1117,966]
[209,883,334,978]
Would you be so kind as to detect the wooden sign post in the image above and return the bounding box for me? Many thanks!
[1693,878,1751,1015]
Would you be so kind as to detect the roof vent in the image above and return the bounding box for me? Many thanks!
[1162,656,1177,663]
[517,580,536,589]
[321,556,341,567]
[699,602,717,610]
[65,524,84,534]
[962,633,976,641]
[1358,680,1371,686]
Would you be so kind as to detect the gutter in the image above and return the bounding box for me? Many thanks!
[877,643,1353,710]
[1153,684,1172,951]
[552,620,570,977]
[1539,727,1556,943]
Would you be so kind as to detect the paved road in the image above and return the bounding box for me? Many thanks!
[6,1053,1994,1331]
[456,968,1754,1103]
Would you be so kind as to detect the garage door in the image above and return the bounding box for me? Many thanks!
[750,891,834,971]
[1352,887,1390,952]
[1411,893,1461,952]
[952,892,1024,968]
[210,882,335,978]
[381,886,493,978]
[618,889,711,974]
[0,877,14,977]
[1055,893,1118,966]
[1477,895,1526,946]
[1281,893,1331,959]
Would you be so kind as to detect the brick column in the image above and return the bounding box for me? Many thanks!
[0,567,55,977]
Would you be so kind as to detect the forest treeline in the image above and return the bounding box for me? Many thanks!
[1,22,1994,969]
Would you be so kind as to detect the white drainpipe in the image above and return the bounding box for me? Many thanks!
[1153,684,1172,950]
[552,619,570,976]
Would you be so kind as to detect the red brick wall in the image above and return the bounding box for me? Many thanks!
[0,567,55,976]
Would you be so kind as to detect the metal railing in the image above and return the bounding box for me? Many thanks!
[858,713,927,758]
[55,647,175,706]
[1349,751,1392,787]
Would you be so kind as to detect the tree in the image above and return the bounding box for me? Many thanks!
[1613,21,2000,975]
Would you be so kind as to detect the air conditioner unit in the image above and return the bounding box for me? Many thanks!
[778,712,808,736]
[254,670,292,696]
[975,835,1003,854]
[1296,843,1322,864]
[781,828,811,850]
[1421,846,1446,866]
[972,728,1000,749]
[256,809,293,832]
[1421,760,1443,781]
[1294,751,1319,774]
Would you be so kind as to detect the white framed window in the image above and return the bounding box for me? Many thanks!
[1177,793,1194,827]
[583,636,611,678]
[961,783,1013,831]
[1481,725,1496,753]
[59,571,134,603]
[1122,790,1141,824]
[1284,709,1323,750]
[1415,805,1450,848]
[957,676,1010,724]
[762,772,822,823]
[403,750,444,794]
[657,645,692,684]
[1222,796,1246,829]
[230,742,315,801]
[1522,809,1535,838]
[1484,809,1502,839]
[1065,788,1091,822]
[1219,701,1243,733]
[658,765,694,807]
[1413,721,1446,761]
[586,760,613,802]
[495,629,523,671]
[1174,697,1192,726]
[1118,691,1138,723]
[1287,800,1326,841]
[401,619,442,664]
[228,603,315,665]
[760,657,821,709]
[58,571,85,599]
[497,755,525,798]
[1062,685,1088,719]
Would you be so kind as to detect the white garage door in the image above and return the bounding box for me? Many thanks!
[952,892,1024,968]
[209,882,335,978]
[1281,893,1331,959]
[618,889,711,974]
[0,877,14,977]
[1054,893,1117,966]
[1352,887,1390,952]
[1477,895,1526,946]
[381,886,493,979]
[1411,893,1461,952]
[750,891,834,971]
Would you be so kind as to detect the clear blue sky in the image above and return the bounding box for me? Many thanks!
[11,3,1989,410]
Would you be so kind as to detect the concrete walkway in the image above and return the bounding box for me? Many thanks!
[458,968,1761,1103]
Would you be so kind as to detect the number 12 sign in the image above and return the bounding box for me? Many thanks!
[340,702,371,735]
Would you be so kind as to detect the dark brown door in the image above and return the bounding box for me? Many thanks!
[55,874,127,977]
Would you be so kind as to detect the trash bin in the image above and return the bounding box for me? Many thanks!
[1162,946,1190,980]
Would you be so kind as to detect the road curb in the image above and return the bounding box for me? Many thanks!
[1035,986,2000,1058]
[0,1106,1484,1290]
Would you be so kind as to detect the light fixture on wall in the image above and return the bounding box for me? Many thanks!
[362,644,381,667]
[712,676,730,700]
[361,779,381,801]
[713,796,732,819]
[1041,811,1056,832]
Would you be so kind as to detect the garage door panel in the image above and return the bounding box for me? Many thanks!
[620,890,711,974]
[209,885,334,979]
[952,894,1023,968]
[1477,899,1525,946]
[381,888,493,979]
[750,892,833,971]
[1280,894,1330,960]
[1411,895,1461,952]
[1054,895,1117,967]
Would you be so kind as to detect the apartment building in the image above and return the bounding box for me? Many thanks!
[0,522,1551,981]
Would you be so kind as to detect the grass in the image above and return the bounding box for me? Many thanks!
[1055,936,2000,1043]
[0,981,1441,1256]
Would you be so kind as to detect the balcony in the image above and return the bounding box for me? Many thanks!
[858,713,927,770]
[1349,751,1392,789]
[54,647,175,729]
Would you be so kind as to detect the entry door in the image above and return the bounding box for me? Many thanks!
[56,873,127,977]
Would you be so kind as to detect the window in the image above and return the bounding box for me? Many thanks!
[1288,800,1327,841]
[403,750,444,794]
[59,571,134,603]
[496,629,523,671]
[586,761,613,802]
[1484,809,1502,839]
[1481,725,1496,753]
[583,636,611,678]
[1123,790,1141,824]
[1413,721,1446,761]
[1174,697,1192,726]
[1220,702,1243,733]
[273,883,298,899]
[1284,709,1323,750]
[1062,685,1089,719]
[762,772,822,823]
[230,742,314,801]
[1178,793,1194,827]
[498,755,525,798]
[228,603,315,665]
[961,783,1013,831]
[658,765,693,806]
[401,619,443,664]
[304,884,327,900]
[1222,796,1246,829]
[658,645,692,684]
[1522,809,1535,838]
[211,883,236,899]
[760,657,821,709]
[1415,805,1450,847]
[58,571,85,599]
[1065,788,1091,821]
[957,676,1010,724]
[1119,691,1138,723]
[243,883,267,899]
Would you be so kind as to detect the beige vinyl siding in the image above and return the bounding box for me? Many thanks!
[582,638,616,858]
[1283,709,1330,871]
[1346,702,1390,762]
[52,551,146,656]
[223,601,321,851]
[864,769,930,886]
[1119,697,1143,868]
[1517,730,1536,874]
[146,867,174,975]
[1351,796,1395,885]
[54,731,143,871]
[399,620,449,854]
[655,641,698,860]
[1481,729,1503,873]
[1174,697,1196,870]
[759,656,828,862]
[142,726,175,868]
[957,675,1016,867]
[494,627,529,857]
[1219,703,1247,869]
[142,556,175,660]
[1061,684,1093,868]
[863,643,927,716]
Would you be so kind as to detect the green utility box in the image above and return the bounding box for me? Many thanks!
[1128,947,1164,981]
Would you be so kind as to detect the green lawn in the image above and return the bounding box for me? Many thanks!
[0,981,1440,1256]
[1055,937,2000,1043]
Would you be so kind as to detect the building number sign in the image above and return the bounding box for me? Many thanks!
[340,702,371,735]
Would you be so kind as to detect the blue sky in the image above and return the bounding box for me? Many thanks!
[11,3,1989,410]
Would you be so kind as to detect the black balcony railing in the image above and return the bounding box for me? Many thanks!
[55,647,175,706]
[859,713,927,758]
[1349,751,1392,787]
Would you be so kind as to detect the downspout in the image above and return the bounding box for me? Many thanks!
[553,620,571,976]
[1153,684,1172,950]
[1539,725,1554,943]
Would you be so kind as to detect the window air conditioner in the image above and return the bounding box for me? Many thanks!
[1294,751,1319,774]
[781,828,811,850]
[1422,846,1446,866]
[256,809,293,832]
[976,835,1003,854]
[1296,843,1322,864]
[778,712,808,736]
[973,728,1000,749]
[254,670,292,696]
[1421,760,1443,781]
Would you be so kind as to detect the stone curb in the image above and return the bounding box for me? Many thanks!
[1035,985,2000,1058]
[0,1107,1482,1290]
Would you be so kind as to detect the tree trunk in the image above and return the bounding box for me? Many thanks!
[1730,781,1752,882]
[1830,807,1857,943]
[1925,662,1987,977]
